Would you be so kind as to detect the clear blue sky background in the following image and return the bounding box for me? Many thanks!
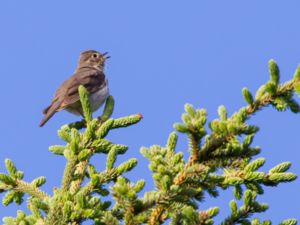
[0,1,299,224]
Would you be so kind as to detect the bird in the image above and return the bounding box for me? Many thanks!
[39,50,110,127]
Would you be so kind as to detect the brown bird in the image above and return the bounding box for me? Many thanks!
[39,50,110,127]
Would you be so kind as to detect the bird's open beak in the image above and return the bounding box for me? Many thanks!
[102,52,111,60]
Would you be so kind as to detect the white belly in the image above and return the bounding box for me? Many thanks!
[65,80,109,116]
[89,82,110,112]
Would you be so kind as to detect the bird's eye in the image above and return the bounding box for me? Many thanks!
[92,54,98,58]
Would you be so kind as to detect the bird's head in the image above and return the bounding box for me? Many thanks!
[78,50,110,70]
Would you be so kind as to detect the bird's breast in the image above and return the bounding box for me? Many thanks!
[89,80,110,112]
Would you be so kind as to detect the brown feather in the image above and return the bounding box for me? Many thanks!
[59,67,105,109]
[39,67,105,126]
[40,50,108,127]
[39,102,63,127]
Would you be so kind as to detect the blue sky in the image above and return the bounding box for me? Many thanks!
[0,1,299,223]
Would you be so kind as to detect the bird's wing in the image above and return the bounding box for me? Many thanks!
[59,68,105,109]
[42,79,70,114]
[39,68,105,127]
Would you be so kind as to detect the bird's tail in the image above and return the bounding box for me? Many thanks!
[39,105,58,127]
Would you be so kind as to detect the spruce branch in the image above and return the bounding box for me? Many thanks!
[280,219,298,225]
[78,85,92,122]
[61,87,142,195]
[62,155,78,192]
[81,158,138,196]
[1,61,299,224]
[0,160,49,205]
[199,76,299,163]
[1,85,142,224]
[67,94,115,130]
[144,61,299,224]
[221,191,269,225]
[15,180,49,201]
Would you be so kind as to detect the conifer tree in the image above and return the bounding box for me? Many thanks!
[0,60,298,224]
